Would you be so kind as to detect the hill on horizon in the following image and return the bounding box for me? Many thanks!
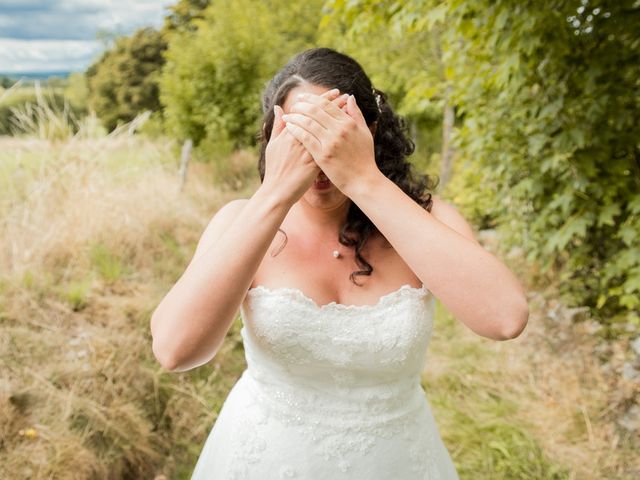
[0,71,75,82]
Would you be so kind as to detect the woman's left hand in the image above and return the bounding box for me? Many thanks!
[281,93,380,197]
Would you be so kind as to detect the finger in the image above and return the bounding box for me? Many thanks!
[272,90,341,140]
[281,112,326,141]
[287,101,330,130]
[335,93,349,109]
[285,122,322,160]
[346,94,367,125]
[288,93,348,130]
[312,91,348,115]
[320,88,341,100]
[335,94,349,113]
[270,105,286,140]
[322,92,349,117]
[327,92,349,115]
[293,92,347,122]
[322,90,349,111]
[281,127,306,149]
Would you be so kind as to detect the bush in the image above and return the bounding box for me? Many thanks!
[86,27,167,132]
[159,0,324,165]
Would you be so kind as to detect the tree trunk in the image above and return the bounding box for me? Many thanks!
[179,138,192,192]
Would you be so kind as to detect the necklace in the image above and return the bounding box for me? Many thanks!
[307,228,343,259]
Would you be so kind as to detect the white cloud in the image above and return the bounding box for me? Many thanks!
[0,0,175,73]
[0,38,103,72]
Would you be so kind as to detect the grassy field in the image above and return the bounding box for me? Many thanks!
[0,132,637,479]
[427,290,638,479]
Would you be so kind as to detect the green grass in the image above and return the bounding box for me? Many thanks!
[2,133,624,478]
[58,277,93,311]
[422,301,571,479]
[151,230,192,283]
[89,242,130,283]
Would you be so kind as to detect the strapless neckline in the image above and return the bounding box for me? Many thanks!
[246,283,431,312]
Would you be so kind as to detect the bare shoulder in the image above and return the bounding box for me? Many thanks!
[429,194,479,244]
[190,198,250,263]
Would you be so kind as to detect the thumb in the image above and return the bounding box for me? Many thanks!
[270,105,286,140]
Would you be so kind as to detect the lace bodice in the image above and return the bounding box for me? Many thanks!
[191,283,460,479]
[241,283,434,389]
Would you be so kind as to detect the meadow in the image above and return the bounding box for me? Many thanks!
[1,0,639,477]
[0,120,636,478]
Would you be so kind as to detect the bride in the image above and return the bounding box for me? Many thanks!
[150,47,529,479]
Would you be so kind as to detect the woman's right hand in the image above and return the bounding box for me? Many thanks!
[262,89,348,205]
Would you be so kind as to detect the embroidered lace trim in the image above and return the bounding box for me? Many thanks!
[247,283,431,311]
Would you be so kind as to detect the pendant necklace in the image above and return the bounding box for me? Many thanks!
[308,229,343,259]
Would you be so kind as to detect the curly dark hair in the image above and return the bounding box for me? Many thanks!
[256,47,439,286]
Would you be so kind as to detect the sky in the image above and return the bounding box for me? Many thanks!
[0,0,176,74]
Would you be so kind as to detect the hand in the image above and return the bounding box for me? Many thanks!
[281,92,380,197]
[262,89,349,205]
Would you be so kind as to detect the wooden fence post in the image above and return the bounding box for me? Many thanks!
[179,138,192,192]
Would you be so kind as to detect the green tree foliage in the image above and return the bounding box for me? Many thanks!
[63,72,89,114]
[317,1,447,173]
[86,27,167,131]
[162,0,211,34]
[159,0,325,158]
[446,0,639,333]
[0,75,15,89]
[323,0,640,333]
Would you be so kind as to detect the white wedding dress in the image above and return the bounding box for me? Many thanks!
[190,283,460,479]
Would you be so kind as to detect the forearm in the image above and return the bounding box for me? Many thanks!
[348,173,528,340]
[151,186,292,371]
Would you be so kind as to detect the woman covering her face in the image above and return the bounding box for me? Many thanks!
[151,47,528,479]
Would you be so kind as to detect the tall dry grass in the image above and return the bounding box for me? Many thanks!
[0,95,636,478]
[424,245,640,479]
[0,78,24,103]
[0,119,258,478]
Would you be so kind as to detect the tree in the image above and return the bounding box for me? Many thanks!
[0,75,15,89]
[443,0,639,332]
[63,72,89,114]
[321,0,640,332]
[86,27,167,131]
[162,0,211,34]
[318,0,450,176]
[159,0,324,157]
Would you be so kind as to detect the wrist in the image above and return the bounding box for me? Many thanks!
[344,168,388,203]
[254,181,296,212]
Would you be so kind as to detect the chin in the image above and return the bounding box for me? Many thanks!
[303,187,348,207]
